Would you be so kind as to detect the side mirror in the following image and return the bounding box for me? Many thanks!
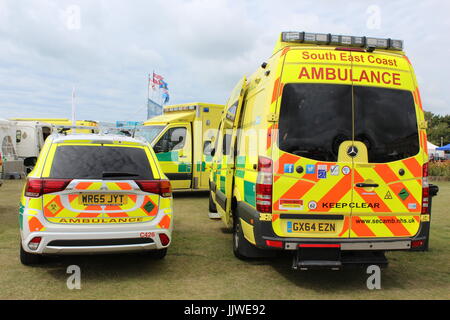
[153,145,163,153]
[210,148,216,157]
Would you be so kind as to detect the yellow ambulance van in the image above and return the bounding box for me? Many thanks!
[139,103,224,190]
[209,32,439,269]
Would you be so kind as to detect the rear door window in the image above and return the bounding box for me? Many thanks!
[353,86,419,163]
[49,145,153,180]
[278,83,352,162]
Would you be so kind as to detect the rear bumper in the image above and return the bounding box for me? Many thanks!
[22,228,170,255]
[236,201,430,252]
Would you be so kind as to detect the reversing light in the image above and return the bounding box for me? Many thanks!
[28,237,42,250]
[159,233,170,246]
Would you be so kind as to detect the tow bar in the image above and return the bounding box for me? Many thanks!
[292,245,388,270]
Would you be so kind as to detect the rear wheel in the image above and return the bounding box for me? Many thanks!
[20,244,41,265]
[209,191,217,213]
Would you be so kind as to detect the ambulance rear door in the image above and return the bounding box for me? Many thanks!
[215,76,247,227]
[270,48,355,239]
[349,52,423,239]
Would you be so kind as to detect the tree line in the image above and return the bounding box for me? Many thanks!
[424,111,450,147]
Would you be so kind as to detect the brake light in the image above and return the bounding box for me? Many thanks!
[266,240,283,248]
[136,180,172,197]
[256,156,273,213]
[421,163,429,214]
[411,240,424,248]
[25,179,72,197]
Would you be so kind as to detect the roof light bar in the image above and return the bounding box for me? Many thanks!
[164,105,197,113]
[281,31,403,51]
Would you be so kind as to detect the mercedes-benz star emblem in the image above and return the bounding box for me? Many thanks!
[347,145,358,157]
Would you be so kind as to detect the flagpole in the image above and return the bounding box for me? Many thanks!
[71,86,76,126]
[147,73,150,119]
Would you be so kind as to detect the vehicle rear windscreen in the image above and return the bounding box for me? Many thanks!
[278,83,352,162]
[49,145,154,180]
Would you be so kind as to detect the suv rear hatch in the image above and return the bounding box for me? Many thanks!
[37,143,169,224]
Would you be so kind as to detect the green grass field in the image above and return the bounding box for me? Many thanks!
[0,180,449,299]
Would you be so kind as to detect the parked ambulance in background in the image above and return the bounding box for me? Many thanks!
[139,103,224,190]
[209,32,439,269]
[0,119,23,180]
[11,118,99,172]
[13,120,52,173]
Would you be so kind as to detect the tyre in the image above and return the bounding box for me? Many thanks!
[233,218,255,260]
[148,248,167,259]
[20,244,41,265]
[232,216,278,259]
[209,191,217,213]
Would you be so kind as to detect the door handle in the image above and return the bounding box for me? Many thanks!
[356,183,379,188]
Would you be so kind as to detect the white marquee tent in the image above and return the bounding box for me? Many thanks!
[427,141,445,159]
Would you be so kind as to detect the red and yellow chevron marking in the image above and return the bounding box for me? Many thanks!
[28,216,45,232]
[271,77,282,104]
[158,214,171,229]
[74,182,103,190]
[43,191,159,223]
[350,158,422,237]
[373,164,420,212]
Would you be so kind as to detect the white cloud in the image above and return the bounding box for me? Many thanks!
[0,0,449,123]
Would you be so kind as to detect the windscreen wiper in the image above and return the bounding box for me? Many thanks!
[102,171,139,178]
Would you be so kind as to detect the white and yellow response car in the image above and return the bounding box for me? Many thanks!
[19,133,173,265]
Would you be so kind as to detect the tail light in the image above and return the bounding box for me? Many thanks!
[136,180,172,197]
[159,233,170,246]
[256,156,273,213]
[25,179,72,197]
[411,240,425,248]
[421,163,429,214]
[28,237,42,250]
[266,240,283,248]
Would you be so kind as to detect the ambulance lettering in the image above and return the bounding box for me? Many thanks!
[298,66,401,86]
[321,202,381,209]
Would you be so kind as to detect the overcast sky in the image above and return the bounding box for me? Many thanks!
[0,0,449,123]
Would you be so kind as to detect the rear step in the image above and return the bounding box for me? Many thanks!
[292,247,388,270]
